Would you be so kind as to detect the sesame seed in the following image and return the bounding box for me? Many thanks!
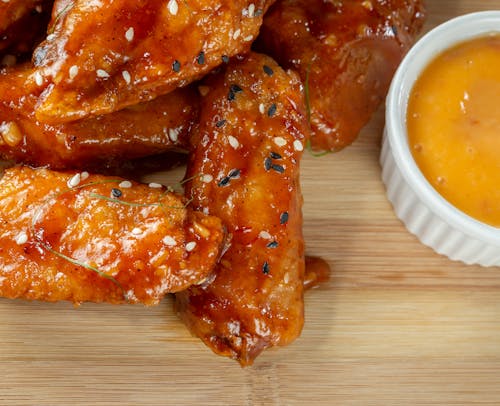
[259,103,265,114]
[34,71,43,86]
[228,84,243,101]
[233,29,241,40]
[228,135,239,149]
[111,188,122,198]
[80,171,89,181]
[35,4,42,12]
[267,103,277,117]
[0,121,22,147]
[119,180,132,188]
[172,60,181,72]
[167,0,178,15]
[248,3,255,17]
[280,212,289,225]
[271,164,285,174]
[263,65,274,76]
[293,139,304,151]
[122,70,131,84]
[284,272,290,284]
[96,69,110,78]
[221,55,229,64]
[217,176,231,187]
[262,261,270,275]
[125,27,134,42]
[270,152,282,159]
[201,174,213,183]
[69,65,79,80]
[267,241,279,248]
[264,157,272,171]
[216,119,226,128]
[132,227,142,235]
[148,182,162,189]
[273,137,287,147]
[244,35,253,42]
[15,231,28,245]
[259,231,272,240]
[67,173,81,188]
[185,241,197,252]
[228,168,240,179]
[168,128,179,142]
[196,51,205,65]
[163,236,177,246]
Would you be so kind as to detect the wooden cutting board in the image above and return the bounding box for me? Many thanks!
[2,1,500,405]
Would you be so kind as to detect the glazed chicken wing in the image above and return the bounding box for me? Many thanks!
[0,166,225,304]
[175,52,308,365]
[0,65,198,169]
[32,0,275,124]
[258,0,425,151]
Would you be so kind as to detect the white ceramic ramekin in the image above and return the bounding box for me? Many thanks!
[381,11,500,267]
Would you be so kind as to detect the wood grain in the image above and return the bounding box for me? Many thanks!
[1,1,500,405]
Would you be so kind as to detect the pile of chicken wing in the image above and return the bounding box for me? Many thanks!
[0,0,425,365]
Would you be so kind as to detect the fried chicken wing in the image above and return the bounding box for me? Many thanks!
[175,52,308,365]
[32,0,275,124]
[258,0,425,151]
[0,65,198,169]
[0,166,225,304]
[0,0,52,59]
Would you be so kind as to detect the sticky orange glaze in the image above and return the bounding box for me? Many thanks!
[0,65,198,169]
[258,0,425,151]
[304,256,330,290]
[0,166,225,304]
[175,52,308,366]
[32,0,276,123]
[408,35,500,227]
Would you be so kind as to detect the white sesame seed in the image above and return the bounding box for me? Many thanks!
[119,180,132,188]
[148,182,162,189]
[273,137,287,147]
[35,4,42,12]
[96,69,110,78]
[244,35,253,42]
[168,128,179,142]
[259,103,265,114]
[122,70,131,84]
[68,65,79,80]
[233,29,241,40]
[34,71,43,86]
[67,173,81,188]
[80,171,89,181]
[284,272,290,284]
[228,135,239,149]
[162,236,177,246]
[167,0,178,15]
[125,27,134,42]
[15,231,28,245]
[259,230,272,240]
[201,174,213,183]
[185,241,197,252]
[293,139,304,151]
[131,227,142,235]
[248,3,255,17]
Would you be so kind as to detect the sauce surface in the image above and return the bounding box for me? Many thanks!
[407,34,500,227]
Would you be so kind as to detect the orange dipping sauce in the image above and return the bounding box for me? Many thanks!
[407,34,500,227]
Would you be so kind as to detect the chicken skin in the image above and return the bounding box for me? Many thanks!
[175,52,308,365]
[0,65,198,169]
[258,0,425,151]
[32,0,275,123]
[0,166,225,304]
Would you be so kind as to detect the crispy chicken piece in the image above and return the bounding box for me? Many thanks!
[32,0,275,124]
[258,0,425,151]
[0,166,225,304]
[0,0,52,59]
[175,52,308,365]
[0,65,198,169]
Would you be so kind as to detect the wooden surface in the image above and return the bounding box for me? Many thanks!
[1,2,500,405]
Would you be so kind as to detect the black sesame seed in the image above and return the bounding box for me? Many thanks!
[228,84,243,101]
[228,168,240,178]
[216,119,226,128]
[217,176,231,187]
[271,164,285,174]
[267,103,277,117]
[172,60,181,72]
[254,9,263,17]
[264,157,272,171]
[266,241,279,248]
[222,55,229,64]
[111,188,122,198]
[231,84,243,93]
[196,51,205,65]
[262,261,270,275]
[263,65,274,76]
[391,25,398,35]
[280,211,289,225]
[270,151,282,160]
